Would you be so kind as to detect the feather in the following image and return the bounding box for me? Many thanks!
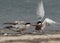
[37,0,45,21]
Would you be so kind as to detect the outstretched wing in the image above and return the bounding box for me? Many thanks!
[41,18,60,30]
[42,18,56,25]
[37,0,45,21]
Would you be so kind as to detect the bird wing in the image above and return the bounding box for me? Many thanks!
[37,0,45,21]
[41,18,60,30]
[3,22,18,25]
[42,18,56,25]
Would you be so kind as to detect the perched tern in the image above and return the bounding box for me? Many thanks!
[16,23,31,34]
[4,22,31,34]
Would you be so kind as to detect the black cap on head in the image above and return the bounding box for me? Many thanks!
[37,21,42,24]
[25,23,31,25]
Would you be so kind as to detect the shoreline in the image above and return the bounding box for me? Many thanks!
[0,34,60,43]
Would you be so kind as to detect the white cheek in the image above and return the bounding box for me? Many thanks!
[4,33,8,36]
[38,23,41,25]
[26,25,30,27]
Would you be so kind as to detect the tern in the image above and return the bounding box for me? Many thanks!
[4,21,31,34]
[16,22,31,34]
[33,0,60,33]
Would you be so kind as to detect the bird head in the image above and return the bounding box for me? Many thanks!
[37,21,42,25]
[25,23,31,27]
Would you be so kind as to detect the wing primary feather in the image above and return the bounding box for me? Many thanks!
[37,0,45,21]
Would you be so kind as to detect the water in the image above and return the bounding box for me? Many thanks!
[0,0,60,33]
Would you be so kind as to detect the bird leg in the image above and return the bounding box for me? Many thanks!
[16,30,24,35]
[40,30,45,34]
[20,31,25,34]
[32,30,39,34]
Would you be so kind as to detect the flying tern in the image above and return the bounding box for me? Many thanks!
[33,0,60,33]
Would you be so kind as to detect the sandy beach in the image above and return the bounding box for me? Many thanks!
[0,34,60,43]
